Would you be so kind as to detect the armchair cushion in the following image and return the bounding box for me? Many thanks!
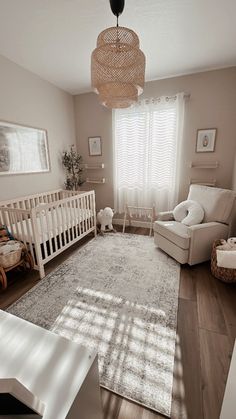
[173,200,204,226]
[154,220,190,249]
[187,185,235,224]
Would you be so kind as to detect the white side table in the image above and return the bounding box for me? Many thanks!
[0,310,103,419]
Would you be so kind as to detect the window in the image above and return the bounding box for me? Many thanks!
[113,93,185,213]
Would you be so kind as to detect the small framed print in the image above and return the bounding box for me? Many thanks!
[196,128,217,153]
[88,136,102,156]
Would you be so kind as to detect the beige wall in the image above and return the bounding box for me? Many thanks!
[74,67,236,211]
[232,154,236,191]
[0,55,76,200]
[74,94,113,210]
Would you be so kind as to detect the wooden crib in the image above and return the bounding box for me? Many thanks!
[0,189,96,278]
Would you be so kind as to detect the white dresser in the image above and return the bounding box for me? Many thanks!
[0,310,103,419]
[220,340,236,419]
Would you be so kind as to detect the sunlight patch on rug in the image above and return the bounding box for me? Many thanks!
[8,233,180,416]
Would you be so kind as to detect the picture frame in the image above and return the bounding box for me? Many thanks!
[88,136,102,156]
[0,121,50,175]
[196,128,217,153]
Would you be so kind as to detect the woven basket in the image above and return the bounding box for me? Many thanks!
[0,242,23,269]
[211,239,236,283]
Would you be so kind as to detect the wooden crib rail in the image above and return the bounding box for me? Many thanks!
[0,207,30,227]
[0,190,96,279]
[0,189,63,209]
[60,190,85,199]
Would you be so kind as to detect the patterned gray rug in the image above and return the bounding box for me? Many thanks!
[8,233,180,416]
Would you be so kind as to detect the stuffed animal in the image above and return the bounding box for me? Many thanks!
[227,237,236,248]
[97,207,116,233]
[217,238,236,251]
[0,225,14,242]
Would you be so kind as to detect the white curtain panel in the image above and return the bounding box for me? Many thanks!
[113,93,185,213]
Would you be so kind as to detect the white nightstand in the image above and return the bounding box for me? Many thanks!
[0,310,103,419]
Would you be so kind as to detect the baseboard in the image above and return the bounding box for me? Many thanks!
[113,218,152,229]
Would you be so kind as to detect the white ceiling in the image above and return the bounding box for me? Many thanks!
[0,0,235,95]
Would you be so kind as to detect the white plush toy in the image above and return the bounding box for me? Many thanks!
[97,207,115,233]
[217,237,236,251]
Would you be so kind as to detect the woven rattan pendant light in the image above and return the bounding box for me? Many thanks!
[91,0,145,109]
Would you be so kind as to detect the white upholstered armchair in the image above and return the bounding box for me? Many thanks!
[154,185,236,265]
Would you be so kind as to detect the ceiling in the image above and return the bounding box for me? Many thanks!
[0,0,235,95]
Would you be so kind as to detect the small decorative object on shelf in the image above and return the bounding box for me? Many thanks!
[196,128,217,152]
[62,145,85,190]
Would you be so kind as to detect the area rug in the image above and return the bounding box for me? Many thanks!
[8,233,180,416]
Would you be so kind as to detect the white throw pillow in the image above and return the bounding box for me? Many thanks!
[173,200,204,226]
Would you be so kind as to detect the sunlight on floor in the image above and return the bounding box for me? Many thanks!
[51,286,177,412]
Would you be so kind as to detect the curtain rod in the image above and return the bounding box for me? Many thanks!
[154,93,191,100]
[138,93,190,105]
[168,93,190,99]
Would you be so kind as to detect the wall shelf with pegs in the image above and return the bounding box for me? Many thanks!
[190,161,219,169]
[189,179,216,187]
[86,178,105,184]
[84,163,105,169]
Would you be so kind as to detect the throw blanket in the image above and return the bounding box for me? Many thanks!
[216,238,236,269]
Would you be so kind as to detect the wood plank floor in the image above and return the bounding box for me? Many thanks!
[0,226,236,419]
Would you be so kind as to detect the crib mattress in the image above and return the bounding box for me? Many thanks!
[9,207,94,244]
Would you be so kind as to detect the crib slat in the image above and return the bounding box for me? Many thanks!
[81,195,85,234]
[85,195,88,231]
[84,195,88,233]
[18,212,27,245]
[51,207,58,252]
[23,211,35,267]
[55,204,62,250]
[77,196,82,237]
[45,208,53,257]
[66,200,72,241]
[60,203,67,246]
[70,199,75,241]
[38,209,47,259]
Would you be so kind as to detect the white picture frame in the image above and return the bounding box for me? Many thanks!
[196,128,217,153]
[88,137,102,156]
[0,121,50,175]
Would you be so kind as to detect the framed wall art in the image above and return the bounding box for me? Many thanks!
[0,121,50,175]
[196,128,217,153]
[88,136,102,156]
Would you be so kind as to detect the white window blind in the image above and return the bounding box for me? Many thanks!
[113,93,185,213]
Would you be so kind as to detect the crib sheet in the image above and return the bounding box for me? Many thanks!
[9,207,94,244]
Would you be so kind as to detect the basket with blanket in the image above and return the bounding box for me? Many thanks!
[0,225,33,289]
[0,241,24,269]
[0,224,24,268]
[211,238,236,283]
